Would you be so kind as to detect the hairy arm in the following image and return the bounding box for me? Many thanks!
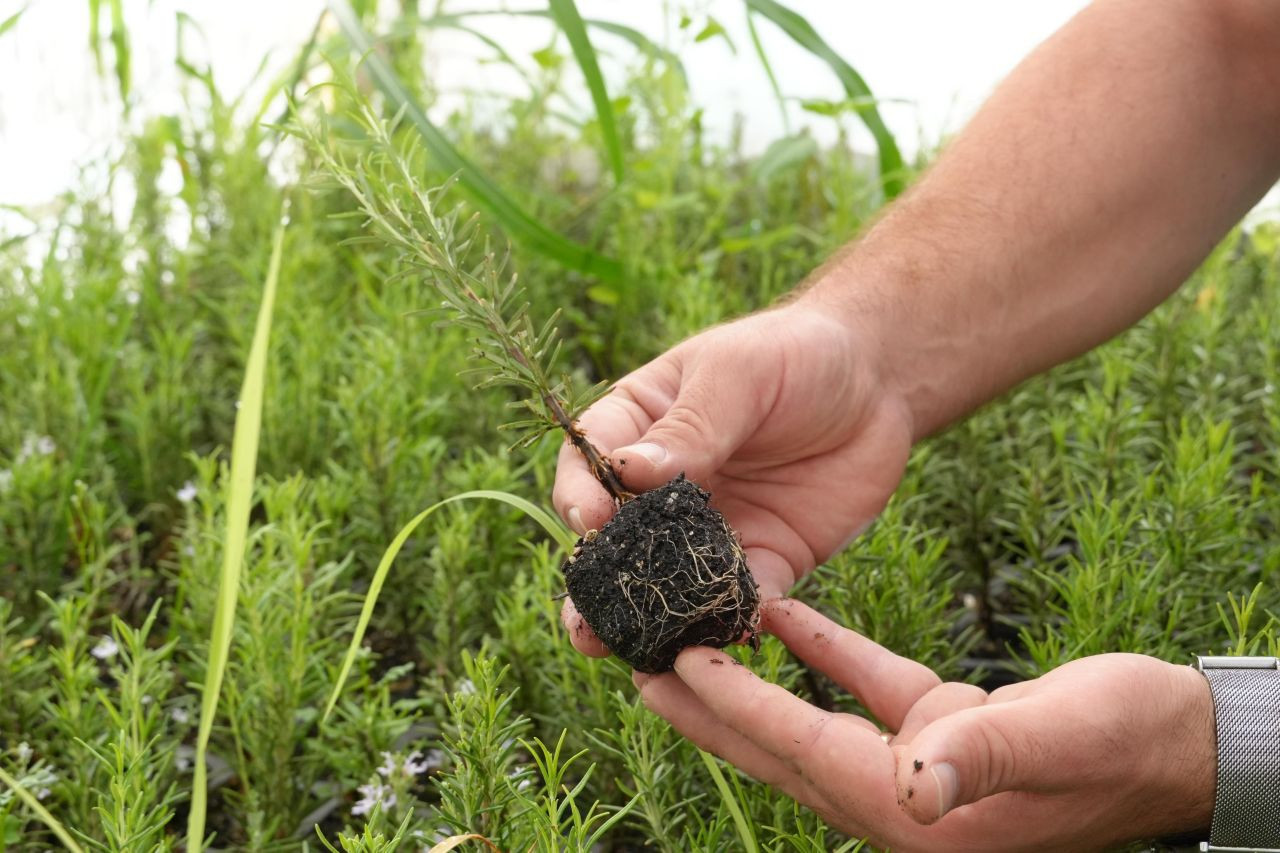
[803,0,1280,438]
[600,6,1278,843]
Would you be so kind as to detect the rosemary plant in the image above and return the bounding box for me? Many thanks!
[301,101,760,674]
[301,104,630,502]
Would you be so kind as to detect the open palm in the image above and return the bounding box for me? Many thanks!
[552,304,913,655]
[636,599,1214,852]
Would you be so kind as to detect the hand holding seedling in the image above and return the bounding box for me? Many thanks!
[637,599,1216,852]
[560,0,1280,655]
[553,303,914,656]
[555,0,1280,845]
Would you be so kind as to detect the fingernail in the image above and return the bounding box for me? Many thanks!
[930,762,957,820]
[617,442,666,466]
[567,506,585,535]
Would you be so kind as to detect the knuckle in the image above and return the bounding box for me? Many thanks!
[938,682,988,707]
[738,680,775,721]
[965,714,1021,797]
[550,478,575,520]
[798,710,834,756]
[655,403,717,449]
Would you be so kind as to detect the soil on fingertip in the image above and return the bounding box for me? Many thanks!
[563,475,759,673]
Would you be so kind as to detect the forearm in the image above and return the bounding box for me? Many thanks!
[801,0,1280,439]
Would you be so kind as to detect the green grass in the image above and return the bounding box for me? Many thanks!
[186,207,286,852]
[0,2,1277,850]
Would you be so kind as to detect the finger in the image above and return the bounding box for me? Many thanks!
[897,658,1216,827]
[895,695,1098,826]
[560,597,609,657]
[893,682,988,743]
[612,352,771,492]
[744,546,795,600]
[760,599,941,732]
[635,671,813,804]
[671,647,879,770]
[717,480,857,583]
[553,385,657,532]
[666,650,909,844]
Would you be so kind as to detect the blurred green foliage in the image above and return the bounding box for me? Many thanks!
[0,2,1276,850]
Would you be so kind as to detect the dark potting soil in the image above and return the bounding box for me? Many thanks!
[563,475,760,673]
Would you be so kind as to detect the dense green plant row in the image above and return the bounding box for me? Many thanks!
[2,2,1277,850]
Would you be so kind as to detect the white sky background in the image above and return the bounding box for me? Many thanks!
[1,0,1276,219]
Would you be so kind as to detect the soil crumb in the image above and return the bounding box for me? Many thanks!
[564,475,759,673]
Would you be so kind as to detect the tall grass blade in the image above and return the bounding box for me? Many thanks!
[548,0,624,183]
[418,14,536,88]
[269,10,329,132]
[322,489,574,723]
[184,211,288,853]
[431,10,686,82]
[327,0,624,282]
[571,17,686,82]
[107,0,130,103]
[753,133,817,183]
[86,0,131,102]
[0,765,85,853]
[87,0,103,73]
[744,0,904,197]
[697,749,758,853]
[745,10,789,134]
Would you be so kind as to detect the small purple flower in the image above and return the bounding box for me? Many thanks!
[403,749,444,775]
[91,636,118,660]
[351,782,396,816]
[17,434,55,462]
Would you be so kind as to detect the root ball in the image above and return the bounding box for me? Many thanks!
[563,475,759,673]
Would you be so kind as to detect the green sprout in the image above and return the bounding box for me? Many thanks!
[300,101,631,503]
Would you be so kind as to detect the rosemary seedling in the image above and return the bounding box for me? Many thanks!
[303,102,759,673]
[303,104,630,502]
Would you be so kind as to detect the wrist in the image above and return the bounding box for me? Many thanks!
[1136,661,1216,837]
[792,267,948,444]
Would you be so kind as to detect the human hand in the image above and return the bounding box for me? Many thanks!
[636,599,1215,852]
[553,303,914,655]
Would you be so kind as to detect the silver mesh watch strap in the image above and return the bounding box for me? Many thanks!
[1195,655,1280,853]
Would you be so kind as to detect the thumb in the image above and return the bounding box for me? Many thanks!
[894,699,1076,824]
[612,367,765,491]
